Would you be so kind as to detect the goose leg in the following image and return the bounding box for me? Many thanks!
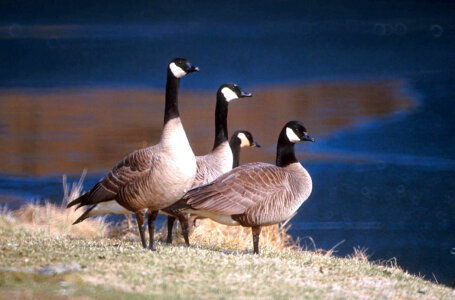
[136,211,147,249]
[148,210,159,251]
[166,216,176,244]
[177,213,190,246]
[252,226,262,254]
[166,216,175,244]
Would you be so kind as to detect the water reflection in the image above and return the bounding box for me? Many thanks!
[0,79,413,175]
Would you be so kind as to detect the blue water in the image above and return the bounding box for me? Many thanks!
[1,0,454,285]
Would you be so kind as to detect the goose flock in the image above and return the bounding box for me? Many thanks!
[68,58,314,254]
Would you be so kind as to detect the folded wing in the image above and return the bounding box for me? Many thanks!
[67,146,158,208]
[184,162,291,215]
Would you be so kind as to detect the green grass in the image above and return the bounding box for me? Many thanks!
[0,270,147,300]
[0,214,453,299]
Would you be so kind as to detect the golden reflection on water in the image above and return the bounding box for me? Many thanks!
[0,80,414,175]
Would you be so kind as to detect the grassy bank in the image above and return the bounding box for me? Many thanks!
[1,210,454,299]
[0,176,453,299]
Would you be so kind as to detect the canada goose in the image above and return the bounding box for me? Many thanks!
[229,130,261,168]
[185,130,261,232]
[162,84,254,245]
[126,130,261,236]
[67,58,199,251]
[171,120,314,254]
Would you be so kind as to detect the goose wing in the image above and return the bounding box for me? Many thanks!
[193,156,212,187]
[191,155,224,188]
[68,146,158,208]
[184,162,291,215]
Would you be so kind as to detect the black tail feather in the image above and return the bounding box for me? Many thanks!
[165,197,192,212]
[66,192,89,209]
[165,182,217,211]
[72,205,96,225]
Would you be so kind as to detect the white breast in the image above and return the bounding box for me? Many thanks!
[209,141,233,174]
[285,162,313,210]
[153,118,197,202]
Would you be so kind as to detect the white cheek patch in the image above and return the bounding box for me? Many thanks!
[221,87,238,102]
[237,132,250,147]
[286,127,301,143]
[169,62,187,78]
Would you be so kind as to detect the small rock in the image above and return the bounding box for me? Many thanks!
[38,262,82,275]
[0,266,37,274]
[59,281,71,287]
[0,266,20,272]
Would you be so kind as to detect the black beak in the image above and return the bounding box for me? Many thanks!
[252,140,261,147]
[188,65,200,73]
[302,133,315,142]
[240,90,253,97]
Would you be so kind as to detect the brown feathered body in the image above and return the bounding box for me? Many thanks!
[70,118,196,220]
[180,161,312,227]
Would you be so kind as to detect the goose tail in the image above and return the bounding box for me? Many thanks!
[72,205,96,225]
[66,191,90,209]
[165,197,191,211]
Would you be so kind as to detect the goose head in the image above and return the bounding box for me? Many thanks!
[217,83,253,102]
[234,130,261,148]
[284,121,315,144]
[169,58,200,78]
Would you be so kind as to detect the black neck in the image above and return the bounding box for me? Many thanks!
[212,93,229,150]
[276,128,298,167]
[164,69,180,125]
[229,137,241,168]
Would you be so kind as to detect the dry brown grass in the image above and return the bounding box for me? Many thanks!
[2,213,454,299]
[110,214,295,252]
[178,217,295,252]
[10,171,108,239]
[348,246,371,262]
[2,172,295,252]
[2,174,455,299]
[13,201,108,239]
